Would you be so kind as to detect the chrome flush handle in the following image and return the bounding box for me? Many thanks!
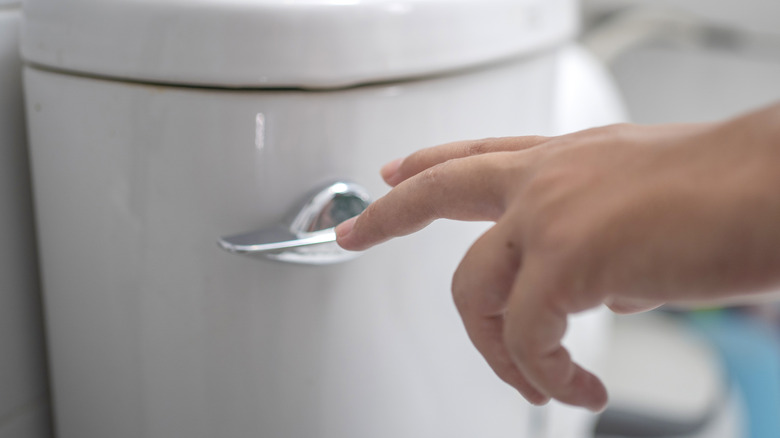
[218,181,371,265]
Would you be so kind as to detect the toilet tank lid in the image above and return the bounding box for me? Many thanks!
[21,0,578,89]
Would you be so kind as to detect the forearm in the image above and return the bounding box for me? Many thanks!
[710,103,780,299]
[623,102,780,305]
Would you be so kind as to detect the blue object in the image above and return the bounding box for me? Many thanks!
[689,310,780,438]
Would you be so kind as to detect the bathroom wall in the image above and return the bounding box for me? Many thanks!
[0,4,53,438]
[583,0,780,123]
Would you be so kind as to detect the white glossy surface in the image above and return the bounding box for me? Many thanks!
[551,45,627,135]
[604,313,725,421]
[0,7,52,438]
[26,47,624,438]
[21,0,578,88]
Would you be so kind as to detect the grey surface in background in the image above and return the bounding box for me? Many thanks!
[0,7,53,438]
[612,44,780,124]
[583,0,780,123]
[584,0,780,123]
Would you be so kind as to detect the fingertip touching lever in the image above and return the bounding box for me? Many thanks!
[218,181,371,265]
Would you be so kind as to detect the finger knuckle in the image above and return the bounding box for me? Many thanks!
[589,123,638,144]
[418,160,452,188]
[524,135,549,146]
[522,167,566,198]
[532,214,572,251]
[521,198,569,246]
[462,139,493,157]
[606,122,634,132]
[584,122,630,135]
[353,203,381,235]
[503,330,533,364]
[518,168,586,246]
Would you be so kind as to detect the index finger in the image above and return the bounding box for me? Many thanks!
[336,152,518,251]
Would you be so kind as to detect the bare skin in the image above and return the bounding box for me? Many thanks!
[335,103,780,412]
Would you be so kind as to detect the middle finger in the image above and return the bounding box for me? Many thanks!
[452,221,549,404]
[382,136,550,186]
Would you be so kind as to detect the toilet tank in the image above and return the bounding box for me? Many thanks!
[0,2,52,437]
[21,1,620,437]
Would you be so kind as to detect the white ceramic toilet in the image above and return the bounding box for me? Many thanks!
[21,1,625,437]
[0,1,51,437]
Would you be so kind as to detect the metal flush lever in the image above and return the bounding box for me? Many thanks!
[218,181,371,265]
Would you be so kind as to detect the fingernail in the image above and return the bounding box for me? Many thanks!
[587,399,608,414]
[527,393,551,407]
[380,158,403,186]
[584,376,609,413]
[335,216,357,241]
[586,390,609,413]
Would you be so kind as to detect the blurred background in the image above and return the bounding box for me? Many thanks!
[581,1,780,437]
[583,0,780,123]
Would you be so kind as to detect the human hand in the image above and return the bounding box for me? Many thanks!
[336,104,780,411]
